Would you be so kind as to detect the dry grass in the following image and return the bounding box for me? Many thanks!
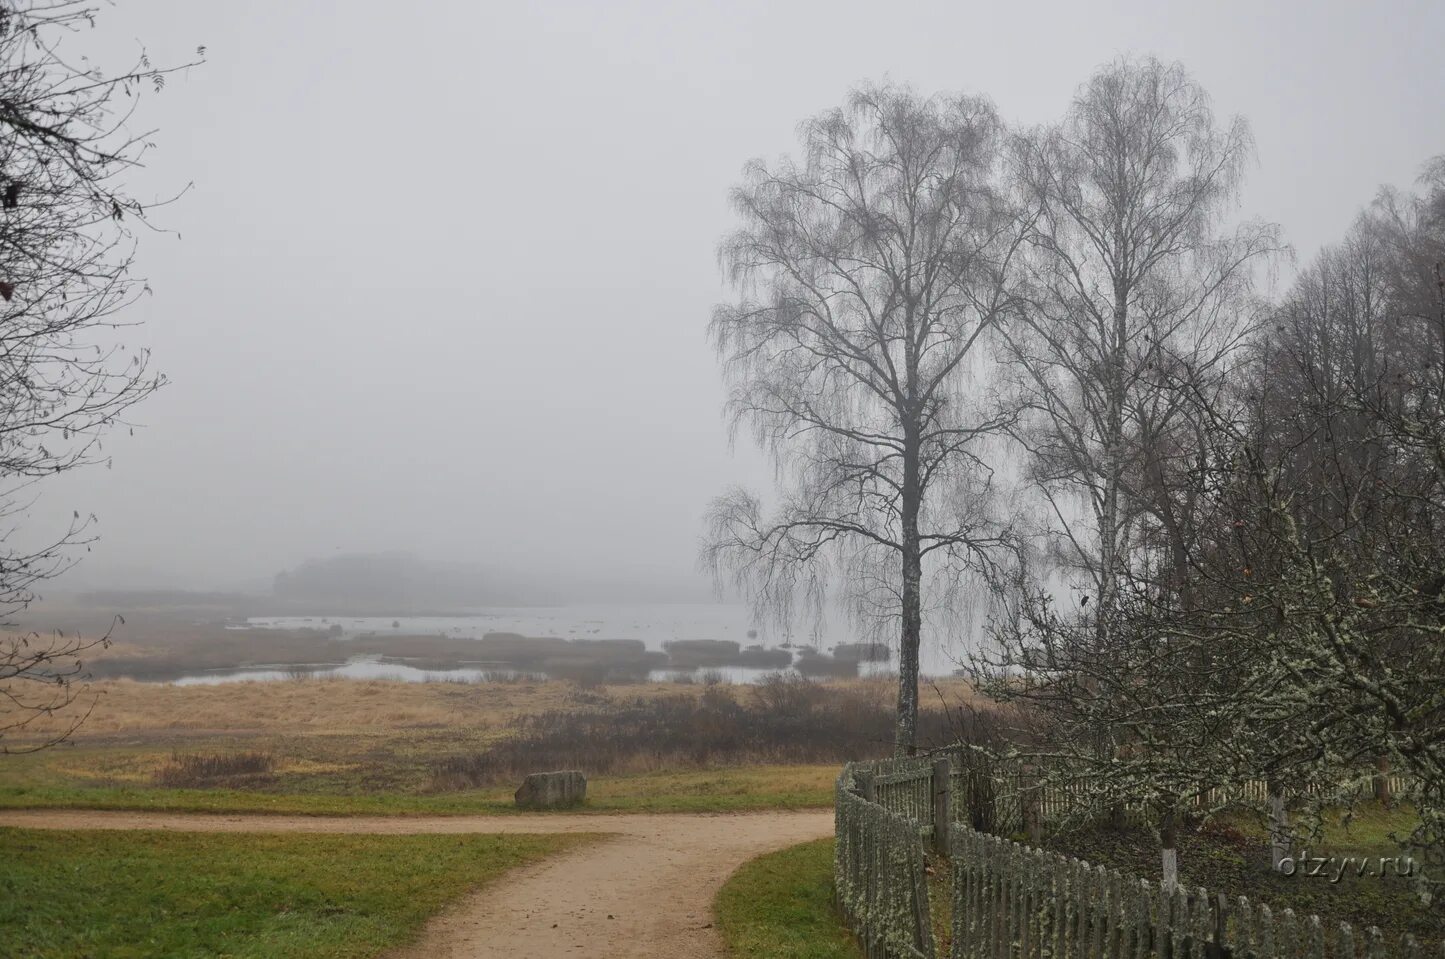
[15,674,981,742]
[1,670,985,814]
[11,677,690,739]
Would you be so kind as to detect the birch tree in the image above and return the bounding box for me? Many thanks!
[704,84,1027,755]
[972,57,1279,885]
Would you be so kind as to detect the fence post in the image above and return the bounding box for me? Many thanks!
[1373,757,1392,807]
[908,834,938,957]
[932,756,952,856]
[1267,780,1290,872]
[1020,766,1042,845]
[857,770,875,803]
[1207,892,1228,958]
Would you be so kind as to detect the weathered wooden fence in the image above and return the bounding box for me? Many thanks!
[835,760,938,958]
[835,753,1439,959]
[948,826,1441,959]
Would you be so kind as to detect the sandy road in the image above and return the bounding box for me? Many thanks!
[0,808,836,959]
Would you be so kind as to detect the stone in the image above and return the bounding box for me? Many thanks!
[514,770,587,809]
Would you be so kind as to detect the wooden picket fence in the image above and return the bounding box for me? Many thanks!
[834,753,1439,959]
[949,826,1440,959]
[835,761,937,958]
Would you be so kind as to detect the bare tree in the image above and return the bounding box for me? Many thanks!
[1004,56,1278,663]
[1206,161,1445,895]
[704,84,1028,755]
[0,1,200,753]
[973,57,1279,885]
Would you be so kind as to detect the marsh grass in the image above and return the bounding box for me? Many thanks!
[1,674,983,815]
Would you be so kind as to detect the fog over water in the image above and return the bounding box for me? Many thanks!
[22,1,1444,614]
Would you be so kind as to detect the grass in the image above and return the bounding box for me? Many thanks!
[716,838,861,959]
[0,826,596,958]
[9,677,637,739]
[0,671,986,824]
[0,763,838,816]
[1045,802,1441,946]
[12,675,979,743]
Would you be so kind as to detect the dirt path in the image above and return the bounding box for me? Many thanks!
[0,808,835,958]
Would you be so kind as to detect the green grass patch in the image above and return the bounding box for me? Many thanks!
[0,764,836,817]
[716,838,861,959]
[0,827,595,958]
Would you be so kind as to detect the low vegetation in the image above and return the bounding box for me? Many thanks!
[152,750,277,788]
[0,674,982,816]
[1,758,841,816]
[716,838,860,959]
[429,673,985,788]
[0,826,595,958]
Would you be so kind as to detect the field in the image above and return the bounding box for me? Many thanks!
[1,671,981,816]
[0,664,893,956]
[0,652,915,958]
[7,652,1430,956]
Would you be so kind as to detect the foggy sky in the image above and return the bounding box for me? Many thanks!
[31,0,1445,597]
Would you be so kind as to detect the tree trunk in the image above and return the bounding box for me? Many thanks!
[1267,778,1290,870]
[896,420,922,757]
[1373,756,1392,807]
[1090,283,1128,766]
[896,523,922,756]
[1160,805,1179,891]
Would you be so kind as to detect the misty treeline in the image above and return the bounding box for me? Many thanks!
[0,2,199,752]
[271,552,556,611]
[705,56,1444,887]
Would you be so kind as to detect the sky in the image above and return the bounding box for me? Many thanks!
[28,0,1445,597]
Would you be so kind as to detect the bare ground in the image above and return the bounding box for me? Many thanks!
[0,808,835,958]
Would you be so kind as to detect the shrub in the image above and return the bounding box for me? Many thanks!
[152,751,276,788]
[427,678,988,790]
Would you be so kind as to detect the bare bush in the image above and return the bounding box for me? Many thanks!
[152,751,276,788]
[428,679,992,790]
